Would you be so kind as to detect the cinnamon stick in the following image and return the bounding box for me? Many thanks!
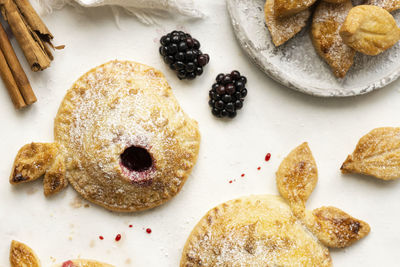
[0,23,36,105]
[0,48,26,109]
[1,0,51,71]
[13,0,53,42]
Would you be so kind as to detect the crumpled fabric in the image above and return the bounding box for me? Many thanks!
[35,0,204,24]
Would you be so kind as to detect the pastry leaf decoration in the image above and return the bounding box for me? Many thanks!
[276,142,318,217]
[305,206,370,248]
[10,240,41,267]
[10,142,67,196]
[277,142,370,249]
[341,127,400,180]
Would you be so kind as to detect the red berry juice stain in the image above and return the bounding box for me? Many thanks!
[146,228,152,234]
[99,236,104,240]
[241,173,245,177]
[115,234,121,241]
[257,167,261,170]
[62,260,74,267]
[265,153,271,161]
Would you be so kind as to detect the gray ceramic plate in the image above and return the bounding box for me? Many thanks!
[226,0,400,97]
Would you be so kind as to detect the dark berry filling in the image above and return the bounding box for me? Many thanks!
[209,70,248,119]
[159,31,210,80]
[120,146,153,172]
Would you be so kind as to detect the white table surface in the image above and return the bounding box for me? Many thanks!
[1,1,400,266]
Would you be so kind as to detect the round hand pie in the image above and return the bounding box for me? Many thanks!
[181,195,333,266]
[181,143,370,266]
[10,60,200,212]
[9,240,113,267]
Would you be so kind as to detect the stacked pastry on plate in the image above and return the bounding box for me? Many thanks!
[265,0,400,78]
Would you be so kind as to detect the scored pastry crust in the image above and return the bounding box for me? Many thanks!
[311,0,355,78]
[304,206,371,248]
[10,240,41,267]
[341,127,400,180]
[180,195,332,267]
[274,0,317,17]
[181,142,370,266]
[366,0,400,12]
[265,0,312,47]
[9,240,113,267]
[276,142,317,217]
[340,5,400,56]
[10,60,200,212]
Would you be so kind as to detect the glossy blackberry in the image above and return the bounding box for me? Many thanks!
[160,31,210,80]
[209,71,247,119]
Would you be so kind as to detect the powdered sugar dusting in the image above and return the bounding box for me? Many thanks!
[53,60,200,211]
[227,0,400,97]
[182,195,331,266]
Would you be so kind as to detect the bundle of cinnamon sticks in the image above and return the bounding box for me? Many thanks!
[0,0,62,109]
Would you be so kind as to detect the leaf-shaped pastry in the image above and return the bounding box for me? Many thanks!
[274,0,317,18]
[10,143,60,184]
[10,240,41,267]
[43,155,68,197]
[340,5,400,56]
[304,206,370,248]
[367,0,400,12]
[311,0,355,78]
[265,0,312,47]
[276,142,318,217]
[341,127,400,180]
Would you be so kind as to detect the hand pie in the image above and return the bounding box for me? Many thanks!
[180,195,333,266]
[9,60,200,212]
[311,0,355,78]
[340,5,400,56]
[265,0,312,46]
[366,0,400,12]
[9,240,113,267]
[341,127,400,180]
[181,143,369,266]
[274,0,317,17]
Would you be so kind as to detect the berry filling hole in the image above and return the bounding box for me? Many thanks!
[120,146,153,172]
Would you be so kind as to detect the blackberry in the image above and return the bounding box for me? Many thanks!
[209,71,247,118]
[159,31,210,80]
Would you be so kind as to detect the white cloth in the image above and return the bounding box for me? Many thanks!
[36,0,204,24]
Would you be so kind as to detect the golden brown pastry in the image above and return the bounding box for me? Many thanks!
[274,0,317,17]
[323,0,348,2]
[9,240,112,267]
[181,143,370,266]
[54,259,114,267]
[366,0,400,12]
[341,127,400,180]
[311,0,355,78]
[180,195,333,267]
[276,142,317,217]
[277,143,370,248]
[10,60,200,212]
[340,5,400,56]
[304,206,371,248]
[265,0,312,46]
[10,240,41,267]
